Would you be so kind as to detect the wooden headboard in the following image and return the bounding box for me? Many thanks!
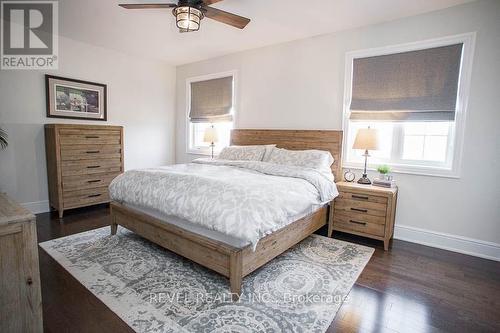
[231,129,343,182]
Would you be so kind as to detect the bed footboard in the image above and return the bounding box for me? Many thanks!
[109,201,328,298]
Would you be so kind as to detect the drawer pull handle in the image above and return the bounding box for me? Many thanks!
[26,277,33,285]
[87,194,101,198]
[85,136,99,139]
[352,195,369,200]
[87,165,100,169]
[349,220,367,226]
[351,208,368,213]
[87,180,101,183]
[86,150,100,154]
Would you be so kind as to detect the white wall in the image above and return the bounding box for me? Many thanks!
[0,36,176,213]
[176,0,500,259]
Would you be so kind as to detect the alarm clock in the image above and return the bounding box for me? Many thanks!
[344,169,356,182]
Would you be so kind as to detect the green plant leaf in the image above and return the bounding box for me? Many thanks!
[377,164,391,174]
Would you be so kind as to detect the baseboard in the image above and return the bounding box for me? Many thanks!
[394,224,500,262]
[22,200,50,214]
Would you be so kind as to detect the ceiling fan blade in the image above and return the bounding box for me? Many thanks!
[119,3,177,9]
[204,6,250,29]
[202,0,225,5]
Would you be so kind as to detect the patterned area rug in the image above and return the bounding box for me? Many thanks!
[40,227,374,333]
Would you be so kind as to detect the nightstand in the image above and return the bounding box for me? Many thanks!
[329,182,398,250]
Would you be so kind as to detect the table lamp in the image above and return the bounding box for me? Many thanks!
[203,125,219,159]
[353,127,379,185]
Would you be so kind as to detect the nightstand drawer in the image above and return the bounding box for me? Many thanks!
[338,191,388,204]
[333,209,386,225]
[333,213,385,237]
[334,198,387,217]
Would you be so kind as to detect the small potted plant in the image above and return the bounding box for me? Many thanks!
[376,165,391,181]
[0,127,7,150]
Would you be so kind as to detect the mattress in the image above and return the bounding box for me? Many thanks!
[123,202,326,249]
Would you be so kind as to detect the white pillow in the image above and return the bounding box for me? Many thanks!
[218,145,267,161]
[267,148,335,180]
[262,145,276,162]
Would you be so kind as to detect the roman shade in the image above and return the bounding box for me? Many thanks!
[189,76,233,123]
[350,44,463,122]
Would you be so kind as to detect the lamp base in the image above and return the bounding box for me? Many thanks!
[357,174,371,185]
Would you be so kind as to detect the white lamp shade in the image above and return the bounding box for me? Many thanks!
[203,126,219,143]
[353,128,380,150]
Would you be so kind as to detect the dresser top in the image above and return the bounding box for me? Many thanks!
[0,193,35,225]
[45,124,123,130]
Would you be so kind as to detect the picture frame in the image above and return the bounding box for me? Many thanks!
[45,75,107,121]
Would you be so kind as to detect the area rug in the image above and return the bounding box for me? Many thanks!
[40,227,374,333]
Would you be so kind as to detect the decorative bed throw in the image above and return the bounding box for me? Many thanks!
[108,159,338,249]
[266,148,335,180]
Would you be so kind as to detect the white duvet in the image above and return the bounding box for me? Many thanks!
[109,159,338,249]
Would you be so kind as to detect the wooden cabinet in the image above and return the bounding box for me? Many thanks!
[0,193,43,333]
[329,182,398,250]
[45,124,124,218]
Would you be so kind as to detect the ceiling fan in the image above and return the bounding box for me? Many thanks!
[119,0,251,33]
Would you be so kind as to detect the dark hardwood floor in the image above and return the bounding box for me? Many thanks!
[36,205,500,333]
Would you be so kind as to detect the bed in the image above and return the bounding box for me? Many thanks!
[109,129,343,297]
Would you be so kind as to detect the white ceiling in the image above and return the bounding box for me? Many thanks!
[60,0,475,65]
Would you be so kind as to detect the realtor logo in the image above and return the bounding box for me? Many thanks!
[1,0,58,69]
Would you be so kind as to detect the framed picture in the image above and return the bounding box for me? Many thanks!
[46,75,107,121]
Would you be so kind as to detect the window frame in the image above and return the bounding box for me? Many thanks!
[185,70,238,156]
[342,33,476,178]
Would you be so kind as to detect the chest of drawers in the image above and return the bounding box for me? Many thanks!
[44,124,124,218]
[329,181,398,250]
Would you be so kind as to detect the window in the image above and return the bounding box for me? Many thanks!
[187,72,236,155]
[343,34,475,177]
[189,121,233,153]
[346,121,454,169]
[402,122,451,162]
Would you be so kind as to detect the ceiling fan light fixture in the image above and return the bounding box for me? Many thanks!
[174,6,203,32]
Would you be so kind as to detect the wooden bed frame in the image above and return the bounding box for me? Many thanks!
[110,129,343,297]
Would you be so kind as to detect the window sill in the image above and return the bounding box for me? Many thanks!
[342,162,460,179]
